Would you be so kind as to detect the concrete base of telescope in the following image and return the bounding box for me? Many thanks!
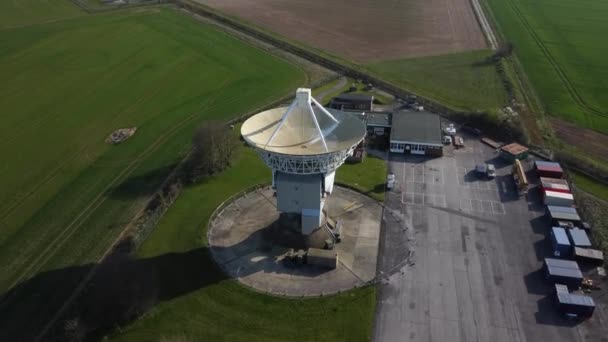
[208,186,382,296]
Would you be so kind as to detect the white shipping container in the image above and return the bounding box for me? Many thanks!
[544,190,574,207]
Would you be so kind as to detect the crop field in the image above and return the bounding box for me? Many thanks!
[196,0,487,63]
[0,5,304,340]
[485,0,608,134]
[104,142,380,342]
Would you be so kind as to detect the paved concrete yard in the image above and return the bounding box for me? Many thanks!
[208,186,382,296]
[374,134,608,342]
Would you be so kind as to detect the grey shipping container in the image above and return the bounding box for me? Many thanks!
[543,190,574,207]
[551,227,571,257]
[568,229,592,248]
[544,258,583,289]
[573,247,604,263]
[547,205,578,214]
[555,284,595,318]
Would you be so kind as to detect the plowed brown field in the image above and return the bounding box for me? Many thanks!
[197,0,487,63]
[553,119,608,161]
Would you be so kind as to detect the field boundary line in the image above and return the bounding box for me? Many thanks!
[33,80,302,340]
[30,78,236,340]
[503,0,607,119]
[6,75,232,292]
[470,0,498,49]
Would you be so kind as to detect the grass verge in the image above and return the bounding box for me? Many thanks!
[365,50,508,112]
[106,143,381,341]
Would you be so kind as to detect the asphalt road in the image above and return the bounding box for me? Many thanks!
[374,133,608,342]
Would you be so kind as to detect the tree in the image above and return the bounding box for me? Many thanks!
[184,121,238,182]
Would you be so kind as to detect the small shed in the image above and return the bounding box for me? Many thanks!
[307,248,338,269]
[544,258,583,289]
[550,227,572,257]
[500,143,529,161]
[574,247,604,263]
[568,229,592,248]
[546,206,581,227]
[555,284,596,318]
[547,205,578,214]
[543,190,574,207]
[535,160,564,178]
[329,93,374,111]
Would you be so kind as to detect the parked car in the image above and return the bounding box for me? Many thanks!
[444,124,456,135]
[453,135,464,148]
[487,164,496,178]
[442,135,452,145]
[386,172,396,190]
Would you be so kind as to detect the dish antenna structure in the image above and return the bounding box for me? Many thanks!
[241,88,366,236]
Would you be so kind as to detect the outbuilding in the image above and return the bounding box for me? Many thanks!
[546,206,581,227]
[540,177,570,193]
[535,161,564,178]
[389,111,443,156]
[329,93,374,111]
[555,284,595,318]
[543,189,574,207]
[544,258,583,289]
[568,229,592,248]
[500,143,529,161]
[550,227,572,257]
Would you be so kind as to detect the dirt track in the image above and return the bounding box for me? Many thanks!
[197,0,487,63]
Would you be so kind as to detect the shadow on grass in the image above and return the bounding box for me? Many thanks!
[0,240,227,342]
[108,163,178,198]
[0,219,341,342]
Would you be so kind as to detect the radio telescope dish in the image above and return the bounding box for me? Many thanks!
[241,88,366,157]
[241,88,366,236]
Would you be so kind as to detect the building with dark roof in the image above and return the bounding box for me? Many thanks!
[329,93,374,111]
[389,111,443,156]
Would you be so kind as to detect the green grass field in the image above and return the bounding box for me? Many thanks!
[0,0,82,29]
[485,0,608,133]
[571,172,608,202]
[366,50,508,112]
[105,142,380,341]
[0,6,305,339]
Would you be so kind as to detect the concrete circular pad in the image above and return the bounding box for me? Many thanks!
[208,186,382,296]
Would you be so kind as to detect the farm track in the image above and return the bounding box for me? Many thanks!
[504,0,607,119]
[470,0,498,49]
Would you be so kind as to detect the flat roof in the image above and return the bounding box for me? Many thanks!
[365,112,391,127]
[549,210,581,221]
[535,160,563,173]
[544,190,573,199]
[501,142,528,155]
[545,258,583,279]
[390,111,442,145]
[568,229,592,247]
[557,292,595,307]
[333,93,373,102]
[574,247,604,261]
[540,177,569,186]
[552,227,570,245]
[548,205,578,214]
